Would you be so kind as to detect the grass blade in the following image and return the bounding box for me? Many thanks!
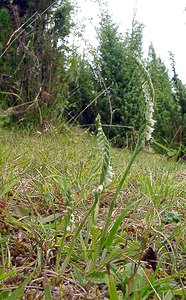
[105,200,140,248]
[43,277,52,300]
[107,265,119,300]
[7,272,34,300]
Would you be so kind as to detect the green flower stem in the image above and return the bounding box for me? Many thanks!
[55,226,68,272]
[99,138,144,251]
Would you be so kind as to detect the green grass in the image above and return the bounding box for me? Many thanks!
[0,126,185,299]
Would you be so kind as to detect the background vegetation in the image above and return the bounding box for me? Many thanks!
[0,0,186,155]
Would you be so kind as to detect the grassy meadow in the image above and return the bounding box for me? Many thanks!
[0,125,185,299]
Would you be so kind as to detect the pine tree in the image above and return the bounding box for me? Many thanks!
[170,52,186,146]
[94,12,146,146]
[147,44,177,144]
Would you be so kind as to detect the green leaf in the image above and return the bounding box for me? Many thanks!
[73,266,84,286]
[7,272,34,300]
[108,273,119,300]
[172,289,186,297]
[43,277,52,300]
[41,212,63,224]
[0,269,15,282]
[0,237,9,245]
[0,181,17,198]
[124,263,146,294]
[0,290,10,299]
[85,270,107,283]
[105,200,140,248]
[163,290,173,300]
[5,214,32,233]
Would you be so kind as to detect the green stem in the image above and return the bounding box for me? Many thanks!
[55,226,67,272]
[99,139,143,251]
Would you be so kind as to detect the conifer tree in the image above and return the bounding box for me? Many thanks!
[169,52,186,148]
[147,44,177,144]
[94,12,145,146]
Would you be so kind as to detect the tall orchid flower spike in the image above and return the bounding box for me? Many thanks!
[95,114,115,192]
[135,55,155,143]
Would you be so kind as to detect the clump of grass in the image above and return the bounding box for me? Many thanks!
[0,125,185,299]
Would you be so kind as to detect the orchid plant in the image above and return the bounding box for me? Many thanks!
[93,55,155,254]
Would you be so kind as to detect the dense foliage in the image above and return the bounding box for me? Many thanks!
[0,0,73,126]
[94,14,146,147]
[0,1,185,154]
[147,45,177,144]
